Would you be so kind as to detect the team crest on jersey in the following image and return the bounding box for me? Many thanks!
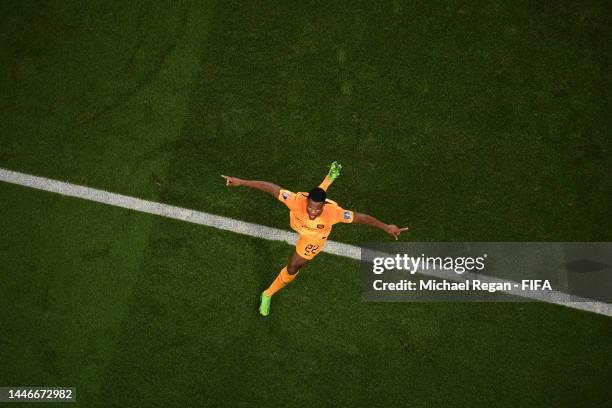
[317,224,325,229]
[282,192,289,200]
[344,211,351,219]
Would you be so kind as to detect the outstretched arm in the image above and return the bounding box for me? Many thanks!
[222,175,281,198]
[353,212,409,240]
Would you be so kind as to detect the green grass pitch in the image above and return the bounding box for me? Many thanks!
[1,1,610,407]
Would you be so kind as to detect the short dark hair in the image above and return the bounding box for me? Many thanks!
[308,187,326,203]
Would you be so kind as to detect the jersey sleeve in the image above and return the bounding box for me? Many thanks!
[330,205,354,224]
[277,189,298,209]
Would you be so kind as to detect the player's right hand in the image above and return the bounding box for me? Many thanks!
[221,175,242,187]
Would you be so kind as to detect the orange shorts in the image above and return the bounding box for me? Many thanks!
[295,235,327,260]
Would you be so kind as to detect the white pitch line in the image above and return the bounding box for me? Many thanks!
[1,167,610,317]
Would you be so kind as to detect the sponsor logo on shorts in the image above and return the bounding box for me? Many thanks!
[282,192,289,200]
[344,211,351,220]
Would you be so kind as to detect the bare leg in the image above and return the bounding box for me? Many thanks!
[287,251,310,275]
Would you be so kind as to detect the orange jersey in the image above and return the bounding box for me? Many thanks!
[278,189,354,238]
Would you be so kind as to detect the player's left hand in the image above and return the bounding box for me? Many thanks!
[386,224,409,240]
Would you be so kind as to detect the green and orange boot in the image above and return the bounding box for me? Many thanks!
[328,161,342,182]
[259,291,271,316]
